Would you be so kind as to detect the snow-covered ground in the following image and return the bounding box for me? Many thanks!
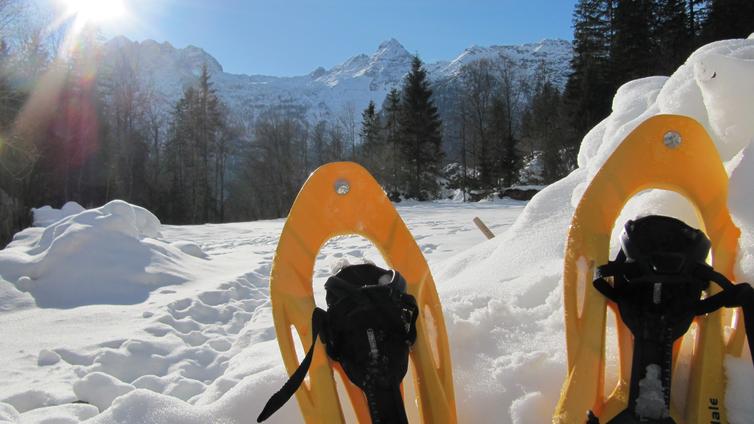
[0,199,527,423]
[2,35,754,423]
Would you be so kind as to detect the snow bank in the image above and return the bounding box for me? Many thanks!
[0,200,206,308]
[32,202,86,227]
[435,36,754,422]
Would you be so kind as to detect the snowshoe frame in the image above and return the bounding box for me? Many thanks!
[268,162,456,424]
[553,115,746,424]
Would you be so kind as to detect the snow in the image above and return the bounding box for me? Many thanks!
[635,364,668,420]
[428,39,572,88]
[2,36,754,423]
[73,373,135,412]
[0,201,523,423]
[32,202,85,227]
[726,356,754,424]
[0,200,207,308]
[15,403,98,423]
[38,349,61,367]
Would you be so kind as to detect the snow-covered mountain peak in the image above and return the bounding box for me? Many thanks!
[176,44,224,74]
[98,36,572,121]
[463,44,485,55]
[308,66,327,79]
[371,38,413,63]
[102,37,223,77]
[340,53,370,72]
[375,38,411,60]
[378,38,406,51]
[354,38,415,84]
[428,38,573,87]
[316,39,415,88]
[525,38,573,54]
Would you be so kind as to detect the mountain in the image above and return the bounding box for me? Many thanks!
[100,36,572,121]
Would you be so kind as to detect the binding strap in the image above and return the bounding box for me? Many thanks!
[693,265,754,368]
[257,307,328,422]
[594,258,754,369]
[592,250,627,303]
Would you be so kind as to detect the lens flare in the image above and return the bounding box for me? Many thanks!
[61,0,127,24]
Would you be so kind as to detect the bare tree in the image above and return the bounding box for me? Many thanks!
[491,56,522,188]
[337,102,357,160]
[459,59,497,187]
[0,0,24,39]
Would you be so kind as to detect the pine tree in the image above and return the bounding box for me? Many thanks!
[196,64,222,221]
[654,0,693,75]
[358,100,385,181]
[164,64,227,223]
[611,0,656,86]
[309,120,329,166]
[382,88,402,198]
[565,0,613,136]
[522,81,574,183]
[688,0,709,40]
[701,0,754,43]
[398,56,443,200]
[360,101,381,149]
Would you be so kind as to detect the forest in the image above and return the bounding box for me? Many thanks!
[0,0,753,246]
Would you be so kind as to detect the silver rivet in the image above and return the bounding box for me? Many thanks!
[334,179,350,195]
[663,131,682,149]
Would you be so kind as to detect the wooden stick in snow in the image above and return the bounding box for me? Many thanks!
[473,217,495,240]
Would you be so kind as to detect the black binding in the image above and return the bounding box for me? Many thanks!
[258,264,418,423]
[587,215,754,424]
[257,307,327,422]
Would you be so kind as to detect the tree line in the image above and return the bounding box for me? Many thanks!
[439,57,576,201]
[1,0,753,246]
[567,0,754,136]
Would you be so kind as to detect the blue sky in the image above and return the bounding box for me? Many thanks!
[41,0,576,77]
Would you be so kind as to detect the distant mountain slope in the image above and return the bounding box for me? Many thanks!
[100,36,572,120]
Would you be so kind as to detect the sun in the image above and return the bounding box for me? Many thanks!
[61,0,127,24]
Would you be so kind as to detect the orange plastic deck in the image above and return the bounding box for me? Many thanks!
[554,115,745,424]
[269,162,457,424]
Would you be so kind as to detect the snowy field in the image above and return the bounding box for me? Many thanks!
[0,200,529,423]
[3,35,754,424]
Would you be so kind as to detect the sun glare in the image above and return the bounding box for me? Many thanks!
[62,0,127,24]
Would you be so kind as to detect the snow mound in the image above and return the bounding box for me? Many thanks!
[37,349,61,366]
[170,241,208,259]
[0,403,19,422]
[0,200,205,308]
[434,36,754,422]
[0,275,34,311]
[0,402,99,424]
[17,403,98,423]
[32,202,85,227]
[73,372,135,411]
